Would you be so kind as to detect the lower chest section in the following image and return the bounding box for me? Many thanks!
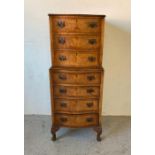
[50,68,103,127]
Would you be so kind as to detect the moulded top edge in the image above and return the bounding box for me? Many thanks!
[49,67,104,71]
[48,14,106,18]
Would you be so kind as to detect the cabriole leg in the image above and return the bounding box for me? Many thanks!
[51,125,59,141]
[93,126,102,141]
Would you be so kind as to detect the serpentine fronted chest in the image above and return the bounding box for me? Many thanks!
[49,14,105,141]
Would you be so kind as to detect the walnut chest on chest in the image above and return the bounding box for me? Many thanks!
[48,14,105,141]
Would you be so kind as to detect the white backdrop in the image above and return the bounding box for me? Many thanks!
[24,0,131,115]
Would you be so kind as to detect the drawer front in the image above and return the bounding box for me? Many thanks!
[54,51,76,67]
[55,99,99,113]
[54,114,98,127]
[53,51,99,67]
[52,71,101,84]
[77,72,101,84]
[52,72,77,84]
[54,86,100,97]
[77,52,99,66]
[54,86,76,97]
[52,17,76,33]
[77,87,100,97]
[52,17,101,33]
[77,18,101,33]
[54,35,100,50]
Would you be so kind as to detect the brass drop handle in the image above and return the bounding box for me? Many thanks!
[59,55,67,61]
[59,74,67,80]
[57,21,65,28]
[88,39,97,45]
[87,75,95,81]
[88,56,96,62]
[60,117,68,122]
[59,88,67,94]
[86,117,93,122]
[86,102,93,107]
[60,102,67,107]
[87,88,94,93]
[58,37,66,44]
[88,22,97,28]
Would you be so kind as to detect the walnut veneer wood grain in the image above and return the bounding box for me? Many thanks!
[54,99,99,114]
[51,69,101,84]
[53,51,100,67]
[51,16,101,33]
[54,85,100,98]
[49,14,105,141]
[54,34,100,50]
[54,113,99,127]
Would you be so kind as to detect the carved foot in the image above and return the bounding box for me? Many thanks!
[51,133,56,141]
[51,126,59,141]
[93,126,102,142]
[97,134,102,141]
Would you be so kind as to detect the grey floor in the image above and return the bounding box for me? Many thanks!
[25,115,130,155]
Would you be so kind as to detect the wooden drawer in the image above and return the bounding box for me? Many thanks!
[54,114,98,127]
[52,17,76,33]
[55,99,99,113]
[52,16,101,33]
[53,51,99,67]
[53,85,100,98]
[54,35,100,50]
[52,70,101,84]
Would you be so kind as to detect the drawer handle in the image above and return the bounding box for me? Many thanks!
[86,117,93,122]
[87,75,95,81]
[59,55,67,61]
[57,21,65,28]
[88,39,97,45]
[58,37,66,44]
[88,22,97,28]
[88,56,96,62]
[86,102,93,107]
[59,74,67,80]
[60,117,68,122]
[60,102,67,107]
[59,88,67,94]
[87,88,94,93]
